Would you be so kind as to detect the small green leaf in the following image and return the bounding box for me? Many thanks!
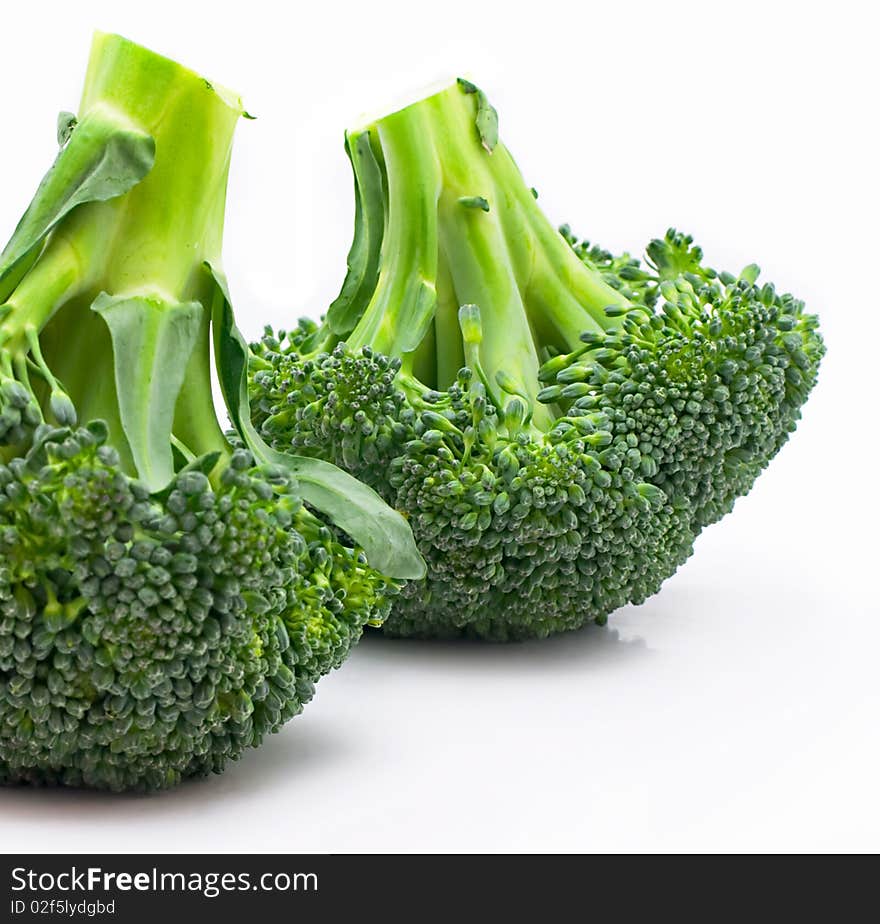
[92,293,204,492]
[458,196,490,212]
[456,78,499,152]
[325,131,386,337]
[475,97,499,152]
[206,264,251,441]
[56,111,77,147]
[0,109,155,302]
[206,262,426,580]
[282,455,427,580]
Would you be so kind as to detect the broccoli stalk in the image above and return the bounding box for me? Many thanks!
[0,33,422,790]
[335,82,628,427]
[0,32,239,480]
[252,79,824,640]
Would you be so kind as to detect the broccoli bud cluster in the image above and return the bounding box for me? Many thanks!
[549,230,825,530]
[0,424,392,790]
[254,325,406,484]
[248,82,824,641]
[0,33,418,790]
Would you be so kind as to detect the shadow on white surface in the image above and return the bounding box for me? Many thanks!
[0,623,649,816]
[354,622,651,670]
[0,721,352,818]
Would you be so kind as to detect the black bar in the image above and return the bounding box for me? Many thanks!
[2,854,589,918]
[4,852,855,918]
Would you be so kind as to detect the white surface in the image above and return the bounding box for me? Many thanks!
[1,0,878,853]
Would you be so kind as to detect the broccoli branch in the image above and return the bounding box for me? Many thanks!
[333,81,636,431]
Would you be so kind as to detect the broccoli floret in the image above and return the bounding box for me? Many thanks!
[0,33,422,790]
[250,79,823,641]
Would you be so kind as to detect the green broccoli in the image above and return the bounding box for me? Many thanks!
[0,33,423,791]
[250,78,824,640]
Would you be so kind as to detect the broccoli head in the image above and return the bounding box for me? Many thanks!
[250,79,823,640]
[0,33,423,790]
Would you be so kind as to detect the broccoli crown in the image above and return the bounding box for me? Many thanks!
[0,33,417,789]
[250,79,824,640]
[0,426,391,790]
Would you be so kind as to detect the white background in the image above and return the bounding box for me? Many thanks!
[1,0,877,852]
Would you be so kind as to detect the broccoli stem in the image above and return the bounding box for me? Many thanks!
[173,307,230,460]
[2,32,242,473]
[432,89,553,425]
[496,144,631,347]
[76,33,239,299]
[38,299,130,466]
[346,104,441,359]
[339,81,632,427]
[434,255,465,389]
[0,223,97,351]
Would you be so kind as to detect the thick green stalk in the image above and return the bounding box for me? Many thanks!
[425,88,552,424]
[77,32,240,300]
[338,81,632,428]
[84,36,239,465]
[346,106,441,359]
[496,143,631,347]
[9,33,244,473]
